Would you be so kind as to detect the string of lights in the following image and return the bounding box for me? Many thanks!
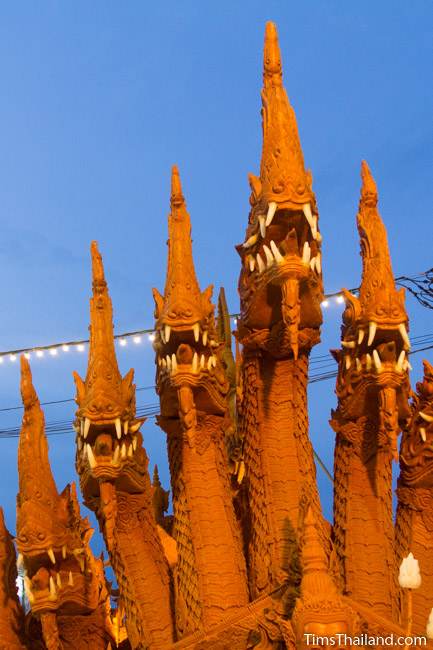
[0,269,429,364]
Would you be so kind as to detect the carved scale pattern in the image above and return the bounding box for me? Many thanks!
[106,491,173,649]
[167,431,202,637]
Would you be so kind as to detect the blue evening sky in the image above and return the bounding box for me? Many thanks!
[0,2,431,551]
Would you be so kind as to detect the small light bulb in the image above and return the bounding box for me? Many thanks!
[49,348,57,356]
[77,344,85,352]
[10,354,17,362]
[336,295,344,304]
[148,333,156,342]
[133,336,142,344]
[119,339,127,347]
[321,300,329,308]
[36,350,44,358]
[62,344,69,352]
[24,352,30,360]
[233,318,237,325]
[0,357,4,364]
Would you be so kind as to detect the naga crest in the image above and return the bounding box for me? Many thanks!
[153,166,230,441]
[331,162,411,460]
[16,357,104,616]
[236,22,323,359]
[74,242,148,499]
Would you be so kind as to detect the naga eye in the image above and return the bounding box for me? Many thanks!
[19,535,28,543]
[37,532,46,541]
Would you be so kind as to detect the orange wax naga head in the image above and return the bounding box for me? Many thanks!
[236,22,323,359]
[152,166,230,422]
[332,162,411,459]
[16,357,103,616]
[399,359,433,489]
[73,242,149,499]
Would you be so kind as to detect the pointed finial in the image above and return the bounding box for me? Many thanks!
[263,21,283,85]
[153,464,161,488]
[171,165,185,210]
[91,240,107,288]
[360,160,378,208]
[299,506,338,599]
[20,355,39,410]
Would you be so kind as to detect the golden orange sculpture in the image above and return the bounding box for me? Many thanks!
[0,19,432,650]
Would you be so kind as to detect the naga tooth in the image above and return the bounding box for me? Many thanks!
[17,553,23,569]
[161,358,167,368]
[202,330,208,346]
[265,201,277,226]
[171,354,177,372]
[248,256,256,272]
[115,418,122,440]
[309,256,316,271]
[80,420,84,437]
[355,358,362,371]
[129,420,141,433]
[366,353,372,370]
[237,460,246,484]
[258,215,266,238]
[200,354,205,369]
[357,329,365,345]
[82,444,87,462]
[121,443,127,459]
[242,233,258,248]
[316,253,321,274]
[302,241,311,265]
[256,254,265,273]
[132,436,137,451]
[79,557,85,572]
[367,321,377,347]
[127,444,133,458]
[72,424,80,434]
[77,437,82,451]
[344,355,351,370]
[56,572,62,589]
[341,340,356,349]
[302,203,315,231]
[24,576,34,604]
[396,350,406,372]
[420,427,427,442]
[160,327,166,344]
[398,323,411,350]
[68,571,74,587]
[166,355,172,371]
[123,420,129,435]
[211,355,217,367]
[207,357,212,370]
[49,576,57,600]
[263,244,274,267]
[83,418,90,440]
[48,548,56,565]
[87,444,96,469]
[311,216,318,240]
[419,411,433,423]
[164,324,171,343]
[192,352,198,373]
[270,240,283,263]
[112,445,120,465]
[193,323,200,342]
[62,545,67,560]
[372,349,382,371]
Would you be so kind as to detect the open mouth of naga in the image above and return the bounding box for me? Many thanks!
[339,316,412,382]
[74,417,144,483]
[240,201,321,282]
[19,545,93,614]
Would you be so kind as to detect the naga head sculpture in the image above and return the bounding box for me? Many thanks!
[331,162,411,459]
[399,359,433,489]
[73,242,148,499]
[16,357,103,616]
[153,166,230,429]
[236,22,323,359]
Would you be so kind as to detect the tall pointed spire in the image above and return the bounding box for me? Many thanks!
[153,166,213,330]
[250,21,314,210]
[16,356,70,555]
[73,241,135,425]
[357,161,407,327]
